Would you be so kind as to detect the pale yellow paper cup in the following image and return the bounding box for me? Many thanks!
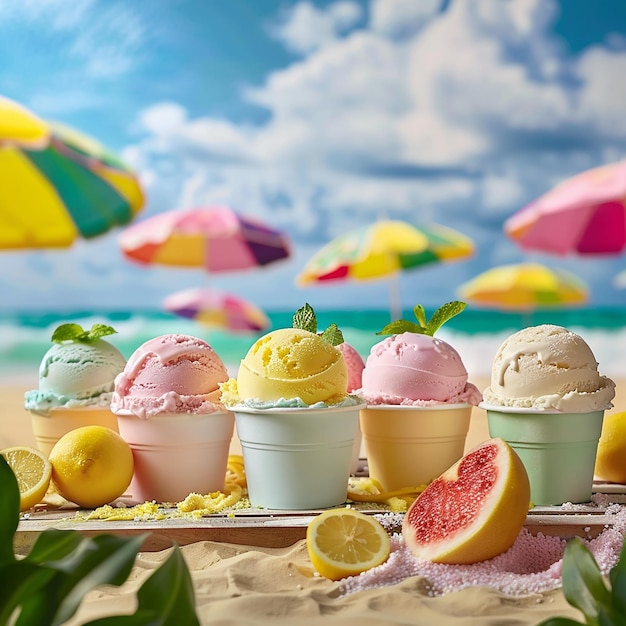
[116,410,234,504]
[30,406,120,457]
[359,403,473,492]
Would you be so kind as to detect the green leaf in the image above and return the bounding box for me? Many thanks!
[25,529,84,564]
[85,324,117,341]
[51,323,117,344]
[608,540,626,618]
[425,301,467,336]
[84,546,200,626]
[376,301,467,336]
[377,320,424,335]
[0,562,56,626]
[49,533,149,625]
[292,303,317,333]
[321,323,344,346]
[0,456,19,564]
[561,537,611,624]
[413,305,427,329]
[51,323,85,343]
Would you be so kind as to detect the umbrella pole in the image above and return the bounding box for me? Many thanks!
[388,274,403,321]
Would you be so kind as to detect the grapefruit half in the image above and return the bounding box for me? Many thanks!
[402,437,530,564]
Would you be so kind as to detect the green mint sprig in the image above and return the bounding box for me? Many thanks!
[377,301,467,336]
[292,303,344,346]
[536,536,626,625]
[51,323,117,344]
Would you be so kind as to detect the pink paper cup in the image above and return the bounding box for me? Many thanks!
[30,406,119,457]
[116,410,234,504]
[359,403,473,491]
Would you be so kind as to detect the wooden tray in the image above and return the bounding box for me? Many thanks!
[15,480,626,553]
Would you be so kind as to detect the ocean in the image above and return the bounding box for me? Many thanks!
[2,307,626,385]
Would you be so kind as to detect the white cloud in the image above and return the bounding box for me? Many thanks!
[370,0,441,37]
[270,1,362,55]
[122,0,626,309]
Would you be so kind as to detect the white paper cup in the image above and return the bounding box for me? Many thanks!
[116,410,234,504]
[30,406,120,457]
[359,403,473,491]
[233,403,363,510]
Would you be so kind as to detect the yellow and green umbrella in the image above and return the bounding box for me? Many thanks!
[458,262,588,310]
[296,221,474,284]
[0,96,145,249]
[296,220,474,319]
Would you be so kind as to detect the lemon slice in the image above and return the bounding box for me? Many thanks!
[306,508,390,581]
[1,446,52,511]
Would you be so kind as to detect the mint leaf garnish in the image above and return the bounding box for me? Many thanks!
[414,305,427,328]
[292,304,344,346]
[321,323,344,346]
[51,323,117,344]
[377,301,467,336]
[293,303,317,333]
[426,301,466,336]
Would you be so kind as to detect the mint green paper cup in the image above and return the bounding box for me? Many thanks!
[483,404,605,505]
[233,403,363,510]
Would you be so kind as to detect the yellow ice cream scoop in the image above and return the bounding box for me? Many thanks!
[233,328,348,405]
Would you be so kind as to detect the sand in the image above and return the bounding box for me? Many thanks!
[4,378,626,625]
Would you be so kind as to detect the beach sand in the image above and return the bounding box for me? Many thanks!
[3,378,625,625]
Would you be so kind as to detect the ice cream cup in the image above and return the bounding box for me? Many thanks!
[116,410,234,504]
[30,406,120,457]
[232,403,364,510]
[482,404,605,505]
[359,404,473,491]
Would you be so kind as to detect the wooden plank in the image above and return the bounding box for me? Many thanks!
[14,478,626,553]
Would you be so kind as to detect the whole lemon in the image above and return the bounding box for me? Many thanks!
[595,411,626,484]
[49,425,134,508]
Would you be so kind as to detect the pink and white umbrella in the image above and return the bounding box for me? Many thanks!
[163,288,270,333]
[505,160,626,256]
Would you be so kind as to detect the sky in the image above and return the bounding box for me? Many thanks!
[1,0,626,315]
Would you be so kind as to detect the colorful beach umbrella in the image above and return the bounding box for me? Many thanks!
[457,263,588,310]
[163,287,270,333]
[119,206,291,272]
[0,98,145,249]
[296,221,474,285]
[297,220,474,319]
[0,96,49,149]
[505,160,626,256]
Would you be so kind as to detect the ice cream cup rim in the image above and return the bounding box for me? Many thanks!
[114,408,232,419]
[479,402,607,415]
[363,402,473,411]
[46,405,116,414]
[229,402,366,415]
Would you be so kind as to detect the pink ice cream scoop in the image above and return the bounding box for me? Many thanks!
[111,333,229,418]
[337,342,365,393]
[359,332,482,406]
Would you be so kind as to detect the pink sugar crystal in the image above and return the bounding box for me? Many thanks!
[340,507,626,597]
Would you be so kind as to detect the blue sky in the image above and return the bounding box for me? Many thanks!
[1,0,626,314]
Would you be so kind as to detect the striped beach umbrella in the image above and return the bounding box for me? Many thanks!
[458,263,588,310]
[119,206,291,272]
[0,97,145,249]
[164,288,270,333]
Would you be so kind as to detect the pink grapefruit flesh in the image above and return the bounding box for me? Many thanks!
[402,437,530,564]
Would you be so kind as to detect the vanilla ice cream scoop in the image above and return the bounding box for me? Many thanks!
[221,328,348,406]
[482,324,615,411]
